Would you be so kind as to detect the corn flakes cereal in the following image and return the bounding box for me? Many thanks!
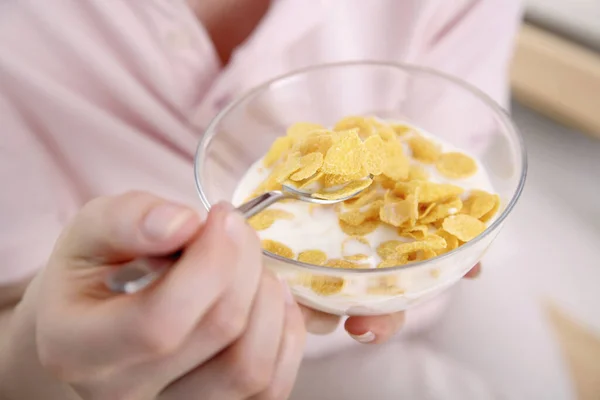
[368,118,397,142]
[338,200,382,226]
[419,197,463,224]
[339,219,379,236]
[313,179,373,200]
[311,276,345,295]
[334,116,375,139]
[321,131,365,175]
[416,248,438,261]
[273,152,302,183]
[408,164,430,181]
[408,136,441,163]
[263,136,292,168]
[436,152,478,179]
[382,140,409,180]
[377,255,409,268]
[298,249,328,265]
[396,235,446,255]
[293,131,334,155]
[389,123,413,136]
[367,276,405,295]
[400,225,429,240]
[419,203,436,219]
[379,194,418,227]
[375,174,397,190]
[480,194,500,223]
[325,259,361,269]
[406,181,464,203]
[435,229,460,254]
[377,240,403,260]
[289,152,324,181]
[248,209,294,231]
[344,187,380,208]
[362,135,386,175]
[262,239,295,258]
[430,269,441,278]
[462,190,500,223]
[442,214,486,242]
[287,122,324,138]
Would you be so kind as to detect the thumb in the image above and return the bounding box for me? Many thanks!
[55,191,202,263]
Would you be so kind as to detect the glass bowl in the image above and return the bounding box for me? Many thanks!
[194,61,526,316]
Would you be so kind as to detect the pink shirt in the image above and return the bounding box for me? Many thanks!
[0,0,521,286]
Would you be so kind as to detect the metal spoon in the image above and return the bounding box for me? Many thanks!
[106,179,372,294]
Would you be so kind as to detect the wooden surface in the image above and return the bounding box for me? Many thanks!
[511,24,600,138]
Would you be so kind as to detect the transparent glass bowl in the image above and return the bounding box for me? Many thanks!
[194,61,526,316]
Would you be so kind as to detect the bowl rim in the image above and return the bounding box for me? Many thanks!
[194,60,528,275]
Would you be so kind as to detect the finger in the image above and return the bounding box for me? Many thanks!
[144,212,264,387]
[344,311,406,344]
[55,191,201,263]
[38,203,244,377]
[299,305,341,335]
[250,294,307,400]
[161,272,287,399]
[464,263,482,279]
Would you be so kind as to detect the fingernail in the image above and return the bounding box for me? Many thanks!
[280,278,295,305]
[142,204,195,240]
[225,209,246,243]
[349,331,376,344]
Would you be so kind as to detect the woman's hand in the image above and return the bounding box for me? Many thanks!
[4,192,306,400]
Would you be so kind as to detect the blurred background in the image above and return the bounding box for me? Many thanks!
[508,0,599,398]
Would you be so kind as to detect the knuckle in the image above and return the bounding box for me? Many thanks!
[209,303,248,343]
[231,357,274,395]
[131,313,183,355]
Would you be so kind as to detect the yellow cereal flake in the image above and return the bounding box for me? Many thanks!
[419,203,436,220]
[442,214,486,242]
[321,131,365,175]
[379,194,418,227]
[325,259,361,269]
[400,225,429,240]
[435,229,460,254]
[273,152,302,183]
[462,190,500,222]
[334,116,375,139]
[248,209,294,231]
[375,174,397,190]
[389,123,413,136]
[436,152,478,179]
[297,249,328,265]
[338,200,382,226]
[310,276,345,295]
[382,140,409,180]
[430,268,441,278]
[367,275,405,295]
[293,131,334,155]
[405,181,464,203]
[339,219,379,236]
[345,254,370,261]
[289,152,324,181]
[344,187,380,208]
[263,136,292,167]
[480,194,500,223]
[377,255,409,268]
[396,235,447,255]
[408,135,441,163]
[296,171,324,189]
[419,197,463,224]
[262,239,294,258]
[362,135,386,175]
[416,248,438,261]
[376,240,403,260]
[368,118,397,141]
[313,178,373,200]
[287,122,324,138]
[408,164,430,181]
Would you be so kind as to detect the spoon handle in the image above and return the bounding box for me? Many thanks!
[105,191,288,294]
